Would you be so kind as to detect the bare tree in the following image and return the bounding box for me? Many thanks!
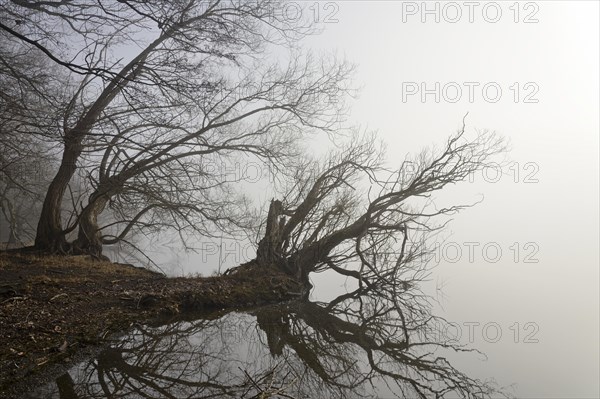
[2,3,506,287]
[231,125,506,292]
[1,0,146,248]
[72,52,352,257]
[1,1,354,256]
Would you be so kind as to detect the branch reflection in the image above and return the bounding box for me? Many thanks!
[31,286,501,399]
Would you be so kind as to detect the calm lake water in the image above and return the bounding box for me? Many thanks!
[24,285,503,399]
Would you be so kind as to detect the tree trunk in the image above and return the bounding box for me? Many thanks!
[34,34,158,253]
[255,200,313,286]
[256,199,285,265]
[73,192,109,257]
[35,138,82,252]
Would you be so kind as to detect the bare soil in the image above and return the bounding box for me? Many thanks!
[0,252,303,397]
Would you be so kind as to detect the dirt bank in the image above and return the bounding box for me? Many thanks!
[0,252,304,397]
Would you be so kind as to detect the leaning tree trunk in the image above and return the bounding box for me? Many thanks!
[34,39,156,254]
[255,200,312,286]
[73,192,110,258]
[34,84,117,253]
[35,137,83,252]
[252,195,367,288]
[256,200,285,265]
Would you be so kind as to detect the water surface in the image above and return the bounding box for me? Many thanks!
[26,287,499,398]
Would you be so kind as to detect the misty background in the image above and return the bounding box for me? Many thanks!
[1,1,597,398]
[169,2,599,397]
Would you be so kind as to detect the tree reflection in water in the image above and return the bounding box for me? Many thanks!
[28,279,504,399]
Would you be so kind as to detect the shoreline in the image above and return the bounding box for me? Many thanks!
[0,252,303,397]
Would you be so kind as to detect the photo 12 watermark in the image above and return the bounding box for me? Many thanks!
[239,1,341,24]
[400,2,540,24]
[467,162,540,184]
[434,241,540,264]
[401,82,540,104]
[279,1,340,24]
[394,161,540,185]
[200,241,256,265]
[424,320,540,344]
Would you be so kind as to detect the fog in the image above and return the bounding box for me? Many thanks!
[84,2,599,398]
[141,2,597,398]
